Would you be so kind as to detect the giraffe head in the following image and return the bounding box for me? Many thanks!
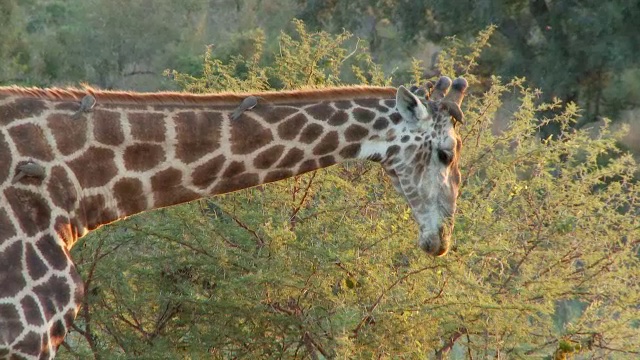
[382,76,467,256]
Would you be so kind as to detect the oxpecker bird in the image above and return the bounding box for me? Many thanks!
[231,96,259,120]
[12,161,46,183]
[72,94,97,118]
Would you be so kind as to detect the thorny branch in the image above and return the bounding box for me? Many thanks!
[224,211,265,247]
[435,328,468,359]
[351,265,442,338]
[289,172,317,230]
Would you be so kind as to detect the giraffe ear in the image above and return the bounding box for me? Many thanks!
[396,85,429,124]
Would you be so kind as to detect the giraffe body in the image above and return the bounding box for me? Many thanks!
[0,78,466,359]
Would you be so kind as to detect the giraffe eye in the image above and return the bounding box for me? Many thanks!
[437,149,454,166]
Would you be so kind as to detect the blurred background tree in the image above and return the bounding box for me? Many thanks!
[1,1,639,358]
[296,0,640,131]
[3,0,639,139]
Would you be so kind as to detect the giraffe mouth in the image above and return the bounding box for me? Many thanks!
[418,223,452,256]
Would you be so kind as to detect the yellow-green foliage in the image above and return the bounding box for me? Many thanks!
[64,23,639,359]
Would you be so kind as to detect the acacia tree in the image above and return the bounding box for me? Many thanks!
[60,23,639,359]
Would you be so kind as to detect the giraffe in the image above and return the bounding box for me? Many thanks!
[0,76,467,359]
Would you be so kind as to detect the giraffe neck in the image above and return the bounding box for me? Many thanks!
[1,86,399,248]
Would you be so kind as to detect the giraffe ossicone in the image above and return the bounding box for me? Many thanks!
[0,76,467,359]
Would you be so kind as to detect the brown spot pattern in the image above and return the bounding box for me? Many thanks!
[0,242,26,298]
[313,131,339,156]
[306,102,334,119]
[48,166,77,212]
[300,123,324,144]
[93,109,124,146]
[277,148,305,169]
[54,216,77,247]
[355,99,388,112]
[353,108,376,123]
[264,170,293,183]
[0,132,11,183]
[8,123,54,161]
[328,111,348,126]
[0,303,23,344]
[33,275,70,321]
[298,159,318,174]
[278,114,307,140]
[36,235,69,271]
[123,143,165,171]
[230,117,273,155]
[373,117,389,130]
[192,155,226,188]
[0,98,47,125]
[128,112,166,142]
[318,155,336,167]
[174,111,222,163]
[339,144,361,159]
[50,320,66,339]
[77,194,118,231]
[333,100,352,110]
[69,267,84,304]
[257,106,299,124]
[68,147,118,188]
[151,168,200,207]
[25,244,48,280]
[113,178,147,215]
[389,112,402,125]
[47,113,88,155]
[222,161,245,178]
[345,124,369,142]
[404,145,417,158]
[54,102,80,111]
[213,173,260,194]
[14,331,41,356]
[4,188,51,237]
[386,145,401,158]
[254,145,285,169]
[0,209,16,245]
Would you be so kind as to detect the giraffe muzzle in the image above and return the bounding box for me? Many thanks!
[418,223,452,256]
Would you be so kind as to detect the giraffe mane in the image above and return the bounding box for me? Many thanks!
[0,85,397,105]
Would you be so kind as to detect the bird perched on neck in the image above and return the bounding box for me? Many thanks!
[231,96,260,120]
[12,161,46,183]
[72,94,97,119]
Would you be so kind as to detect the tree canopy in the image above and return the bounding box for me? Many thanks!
[55,22,640,359]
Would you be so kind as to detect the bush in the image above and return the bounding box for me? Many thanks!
[64,23,639,359]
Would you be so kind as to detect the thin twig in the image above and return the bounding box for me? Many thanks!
[435,328,468,359]
[351,265,441,337]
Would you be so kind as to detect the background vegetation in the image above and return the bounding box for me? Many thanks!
[1,0,639,358]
